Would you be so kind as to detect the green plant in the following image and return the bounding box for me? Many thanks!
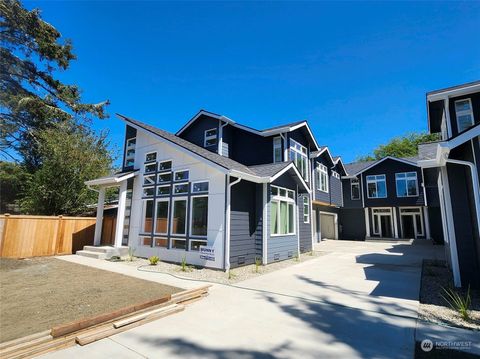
[148,256,159,266]
[441,286,471,321]
[254,257,262,273]
[228,270,236,280]
[294,253,300,262]
[181,256,188,272]
[128,247,136,262]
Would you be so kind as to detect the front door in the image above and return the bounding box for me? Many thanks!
[401,215,415,238]
[380,216,392,238]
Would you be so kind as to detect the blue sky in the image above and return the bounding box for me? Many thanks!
[28,1,480,164]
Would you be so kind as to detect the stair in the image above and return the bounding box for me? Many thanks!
[76,246,129,259]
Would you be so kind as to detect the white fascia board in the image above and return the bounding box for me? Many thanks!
[121,120,229,175]
[176,110,235,136]
[448,124,480,149]
[310,147,335,165]
[85,172,136,187]
[427,83,480,102]
[229,170,268,184]
[270,163,311,194]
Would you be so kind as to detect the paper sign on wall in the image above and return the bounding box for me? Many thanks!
[199,246,215,261]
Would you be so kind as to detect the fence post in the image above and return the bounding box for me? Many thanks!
[54,215,64,255]
[0,213,10,257]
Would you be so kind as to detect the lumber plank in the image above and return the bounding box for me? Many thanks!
[0,330,51,350]
[113,304,178,329]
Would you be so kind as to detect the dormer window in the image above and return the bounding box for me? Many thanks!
[124,138,136,167]
[204,128,217,147]
[289,139,308,180]
[455,99,474,133]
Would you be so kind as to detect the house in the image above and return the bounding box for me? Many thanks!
[417,80,480,288]
[85,110,318,270]
[339,157,432,241]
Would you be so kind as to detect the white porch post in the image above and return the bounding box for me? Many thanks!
[93,187,105,246]
[392,207,399,238]
[114,181,128,248]
[423,206,431,239]
[364,208,370,238]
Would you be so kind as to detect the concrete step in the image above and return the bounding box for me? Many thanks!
[76,250,107,260]
[78,246,130,259]
[83,246,111,253]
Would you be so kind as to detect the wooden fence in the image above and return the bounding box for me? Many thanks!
[0,214,96,258]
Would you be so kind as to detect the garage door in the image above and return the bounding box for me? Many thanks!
[320,214,336,240]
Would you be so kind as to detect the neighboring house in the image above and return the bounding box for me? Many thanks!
[418,80,480,288]
[340,157,433,241]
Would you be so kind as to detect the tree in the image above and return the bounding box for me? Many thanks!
[21,123,113,215]
[0,0,109,170]
[0,161,28,213]
[357,132,440,161]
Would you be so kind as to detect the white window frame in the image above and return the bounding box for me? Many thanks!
[143,186,155,197]
[395,172,419,197]
[174,169,189,182]
[273,136,282,163]
[145,151,157,163]
[158,159,172,172]
[372,207,393,236]
[173,183,189,195]
[143,174,156,186]
[156,184,171,196]
[144,162,157,175]
[270,185,296,236]
[171,197,188,236]
[141,199,154,234]
[204,128,218,147]
[289,139,309,181]
[399,207,424,238]
[332,171,340,179]
[157,172,172,183]
[189,195,209,238]
[303,196,309,224]
[191,180,209,193]
[124,137,136,167]
[366,174,387,199]
[316,163,329,193]
[454,98,475,133]
[350,178,360,200]
[154,198,169,235]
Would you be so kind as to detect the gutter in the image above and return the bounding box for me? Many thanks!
[225,176,242,271]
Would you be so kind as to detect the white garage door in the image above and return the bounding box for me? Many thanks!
[320,214,336,240]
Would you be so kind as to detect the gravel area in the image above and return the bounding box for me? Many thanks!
[419,259,480,331]
[118,250,327,284]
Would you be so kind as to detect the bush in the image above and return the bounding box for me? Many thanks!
[148,256,159,265]
[254,257,262,273]
[442,286,472,321]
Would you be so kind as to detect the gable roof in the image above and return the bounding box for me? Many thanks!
[175,109,320,150]
[332,156,347,176]
[344,156,419,178]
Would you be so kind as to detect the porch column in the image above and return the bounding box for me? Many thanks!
[423,206,431,239]
[364,208,370,238]
[114,181,128,248]
[93,187,106,246]
[392,207,399,238]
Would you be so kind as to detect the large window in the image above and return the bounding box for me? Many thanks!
[124,138,136,167]
[316,163,329,193]
[204,128,217,147]
[142,199,154,233]
[289,139,308,180]
[351,178,360,200]
[190,196,208,236]
[273,137,282,163]
[455,98,475,132]
[396,172,418,197]
[303,196,309,223]
[270,186,295,236]
[367,175,387,198]
[171,198,187,235]
[154,200,169,235]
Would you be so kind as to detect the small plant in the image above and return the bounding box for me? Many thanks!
[128,247,136,262]
[441,285,471,321]
[294,253,300,262]
[148,256,159,265]
[180,256,188,272]
[254,257,262,273]
[228,270,236,280]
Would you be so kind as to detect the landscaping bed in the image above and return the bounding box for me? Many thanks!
[121,250,327,284]
[419,259,480,331]
[0,257,181,343]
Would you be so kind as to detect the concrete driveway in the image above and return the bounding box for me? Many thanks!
[41,240,444,359]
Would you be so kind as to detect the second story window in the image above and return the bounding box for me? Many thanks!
[351,178,360,200]
[316,163,329,193]
[204,128,217,147]
[455,99,474,133]
[124,138,136,167]
[273,137,282,163]
[366,175,387,198]
[289,139,308,180]
[396,172,418,197]
[270,186,296,236]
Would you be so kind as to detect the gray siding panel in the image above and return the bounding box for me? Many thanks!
[342,178,363,208]
[299,195,312,253]
[178,114,219,154]
[330,175,342,207]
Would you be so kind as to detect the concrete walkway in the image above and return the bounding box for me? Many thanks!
[42,240,444,359]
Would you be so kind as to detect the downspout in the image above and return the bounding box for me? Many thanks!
[225,176,242,271]
[281,133,288,162]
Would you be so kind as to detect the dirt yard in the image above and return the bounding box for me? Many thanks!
[0,257,181,343]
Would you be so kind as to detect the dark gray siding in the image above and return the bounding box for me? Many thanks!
[339,208,366,240]
[178,114,219,154]
[423,167,444,243]
[227,126,275,165]
[448,92,480,137]
[342,178,363,208]
[362,159,425,207]
[229,181,263,268]
[312,152,335,203]
[122,125,137,172]
[299,194,312,253]
[330,174,342,207]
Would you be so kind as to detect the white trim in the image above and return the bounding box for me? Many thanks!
[316,163,329,193]
[142,186,155,197]
[143,174,156,186]
[395,172,419,197]
[302,195,310,224]
[350,178,360,200]
[204,127,218,147]
[174,169,189,182]
[364,208,370,237]
[144,162,157,175]
[225,176,242,270]
[270,185,296,237]
[392,207,399,238]
[399,207,424,238]
[85,171,136,187]
[144,151,157,163]
[157,172,172,184]
[93,187,105,246]
[176,110,234,136]
[189,195,209,238]
[262,183,268,265]
[318,211,338,240]
[366,174,387,199]
[427,82,480,102]
[158,159,172,172]
[170,197,188,236]
[191,180,209,193]
[353,156,419,176]
[289,138,309,181]
[454,98,475,133]
[273,136,282,163]
[154,198,169,235]
[141,199,154,233]
[156,184,171,196]
[371,207,394,238]
[114,181,128,247]
[173,183,189,195]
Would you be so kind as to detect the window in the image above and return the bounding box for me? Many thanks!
[303,196,309,223]
[124,138,136,167]
[289,139,308,180]
[143,174,155,186]
[154,200,169,235]
[273,137,282,163]
[140,236,152,246]
[154,237,168,248]
[158,172,172,183]
[144,163,156,174]
[143,187,155,197]
[174,170,189,182]
[455,98,475,132]
[316,163,329,193]
[157,185,170,196]
[190,240,206,251]
[366,175,387,198]
[171,198,187,235]
[204,128,217,147]
[158,160,172,172]
[332,171,340,179]
[192,181,209,193]
[174,183,189,194]
[191,196,208,236]
[396,172,418,197]
[351,178,360,200]
[145,152,157,163]
[270,185,295,236]
[142,200,154,233]
[171,239,186,249]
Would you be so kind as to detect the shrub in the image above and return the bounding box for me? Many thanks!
[180,256,188,272]
[254,257,262,273]
[441,286,471,321]
[148,256,159,265]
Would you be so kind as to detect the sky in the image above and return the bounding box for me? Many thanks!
[26,1,480,164]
